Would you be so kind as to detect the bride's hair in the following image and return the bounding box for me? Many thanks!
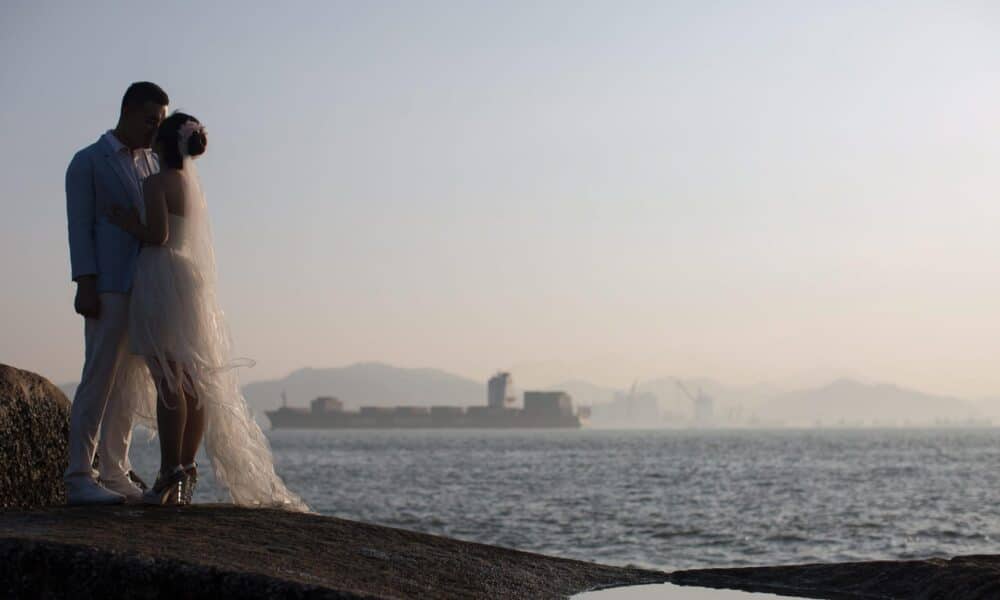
[156,112,207,169]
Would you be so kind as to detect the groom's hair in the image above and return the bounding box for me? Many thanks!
[120,82,169,117]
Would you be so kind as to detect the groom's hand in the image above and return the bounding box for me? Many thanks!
[74,276,100,319]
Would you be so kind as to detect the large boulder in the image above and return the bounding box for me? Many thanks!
[0,364,70,508]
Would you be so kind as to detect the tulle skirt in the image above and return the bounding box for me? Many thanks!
[130,246,213,397]
[124,245,308,511]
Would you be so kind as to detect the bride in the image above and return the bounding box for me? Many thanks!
[108,112,306,511]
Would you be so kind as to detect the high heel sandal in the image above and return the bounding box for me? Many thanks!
[181,462,198,505]
[142,466,186,506]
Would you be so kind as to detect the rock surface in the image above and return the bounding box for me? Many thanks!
[0,505,668,599]
[0,364,71,509]
[669,556,1000,599]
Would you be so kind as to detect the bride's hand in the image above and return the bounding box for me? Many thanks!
[106,204,140,231]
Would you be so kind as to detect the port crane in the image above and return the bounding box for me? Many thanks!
[674,379,714,425]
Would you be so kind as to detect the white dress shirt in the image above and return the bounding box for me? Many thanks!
[102,130,157,207]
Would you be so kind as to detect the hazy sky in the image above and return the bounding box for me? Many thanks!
[2,1,999,396]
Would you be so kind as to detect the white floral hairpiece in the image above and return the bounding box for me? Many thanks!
[178,120,206,158]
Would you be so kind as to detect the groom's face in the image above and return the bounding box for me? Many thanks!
[124,101,168,148]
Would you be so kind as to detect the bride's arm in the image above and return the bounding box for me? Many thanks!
[107,175,169,245]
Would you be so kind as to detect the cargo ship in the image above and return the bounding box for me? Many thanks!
[266,372,588,429]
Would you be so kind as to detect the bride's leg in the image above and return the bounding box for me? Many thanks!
[180,386,204,466]
[177,373,204,504]
[155,361,187,470]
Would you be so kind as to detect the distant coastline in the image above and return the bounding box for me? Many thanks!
[59,362,994,429]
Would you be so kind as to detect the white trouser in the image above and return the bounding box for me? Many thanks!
[65,292,135,484]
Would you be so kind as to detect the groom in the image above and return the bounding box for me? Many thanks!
[64,82,168,505]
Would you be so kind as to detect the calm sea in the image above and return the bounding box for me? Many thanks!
[128,428,1000,571]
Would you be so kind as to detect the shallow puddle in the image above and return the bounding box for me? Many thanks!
[575,583,796,599]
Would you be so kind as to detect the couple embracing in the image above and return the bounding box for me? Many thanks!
[65,82,305,511]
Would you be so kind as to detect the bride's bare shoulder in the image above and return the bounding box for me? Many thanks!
[151,170,192,214]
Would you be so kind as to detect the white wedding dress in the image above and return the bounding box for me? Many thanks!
[119,160,307,511]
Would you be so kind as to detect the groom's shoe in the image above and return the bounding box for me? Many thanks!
[66,477,126,506]
[99,476,144,504]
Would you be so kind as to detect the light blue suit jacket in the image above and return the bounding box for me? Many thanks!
[66,135,157,293]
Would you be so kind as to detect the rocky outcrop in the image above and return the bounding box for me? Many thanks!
[669,556,1000,599]
[0,364,70,509]
[0,505,669,599]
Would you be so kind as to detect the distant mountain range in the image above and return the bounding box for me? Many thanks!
[757,378,981,426]
[58,363,988,427]
[241,362,485,414]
